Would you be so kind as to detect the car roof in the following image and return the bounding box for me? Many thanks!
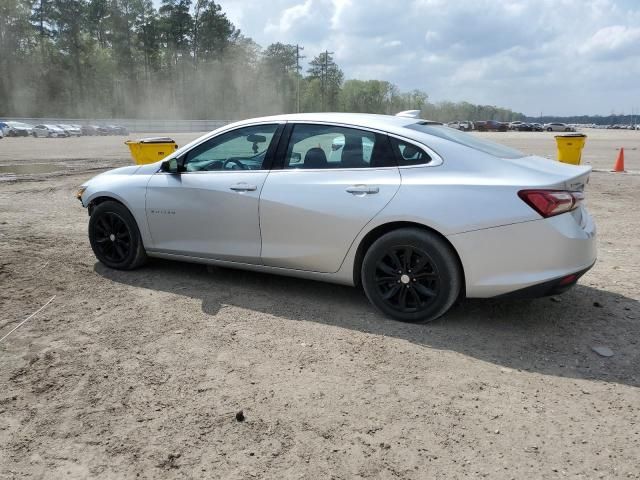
[229,113,421,136]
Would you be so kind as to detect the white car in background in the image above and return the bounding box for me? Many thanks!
[77,113,596,323]
[544,122,575,132]
[330,135,374,163]
[58,124,82,137]
[32,124,69,138]
[4,121,34,136]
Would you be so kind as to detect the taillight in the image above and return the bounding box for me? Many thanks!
[518,190,583,218]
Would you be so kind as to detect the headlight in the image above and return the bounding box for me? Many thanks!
[76,186,87,201]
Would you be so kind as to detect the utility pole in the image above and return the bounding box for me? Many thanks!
[321,50,334,112]
[296,44,305,113]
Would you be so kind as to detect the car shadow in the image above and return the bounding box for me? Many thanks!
[95,260,640,388]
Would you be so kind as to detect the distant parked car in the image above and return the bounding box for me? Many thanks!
[58,124,82,137]
[513,123,534,132]
[530,123,543,132]
[32,124,68,138]
[447,121,473,131]
[4,121,34,136]
[84,125,110,136]
[329,135,374,163]
[0,121,10,136]
[0,128,3,139]
[476,120,508,132]
[544,122,575,132]
[103,124,128,135]
[81,125,97,136]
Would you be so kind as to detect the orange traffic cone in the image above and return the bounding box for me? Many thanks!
[613,148,625,172]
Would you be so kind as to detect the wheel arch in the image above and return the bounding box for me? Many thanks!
[87,195,129,216]
[352,221,466,296]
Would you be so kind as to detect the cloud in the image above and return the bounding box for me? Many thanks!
[579,25,640,59]
[265,0,313,35]
[216,0,640,115]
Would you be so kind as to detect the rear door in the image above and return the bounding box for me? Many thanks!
[145,123,282,263]
[259,123,401,273]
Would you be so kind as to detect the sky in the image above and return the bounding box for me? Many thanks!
[204,0,640,116]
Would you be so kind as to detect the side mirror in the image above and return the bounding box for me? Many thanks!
[161,158,180,173]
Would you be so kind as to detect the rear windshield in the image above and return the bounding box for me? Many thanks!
[405,122,526,159]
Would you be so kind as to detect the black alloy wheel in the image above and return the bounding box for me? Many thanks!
[93,212,132,263]
[374,246,440,314]
[89,201,147,270]
[362,228,461,323]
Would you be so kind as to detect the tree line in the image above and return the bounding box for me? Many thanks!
[0,0,526,122]
[527,114,639,126]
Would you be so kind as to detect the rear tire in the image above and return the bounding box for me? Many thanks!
[89,201,147,270]
[361,228,461,323]
[547,127,552,132]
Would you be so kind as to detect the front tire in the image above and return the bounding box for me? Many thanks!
[89,201,147,270]
[361,228,461,323]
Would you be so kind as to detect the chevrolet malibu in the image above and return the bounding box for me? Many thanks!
[77,113,596,322]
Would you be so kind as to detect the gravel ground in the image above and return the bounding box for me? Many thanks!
[0,130,639,479]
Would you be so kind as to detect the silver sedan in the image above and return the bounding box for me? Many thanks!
[77,113,596,322]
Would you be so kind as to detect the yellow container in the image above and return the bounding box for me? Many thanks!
[125,137,178,165]
[555,134,586,165]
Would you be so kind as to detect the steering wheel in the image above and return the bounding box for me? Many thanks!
[222,158,247,170]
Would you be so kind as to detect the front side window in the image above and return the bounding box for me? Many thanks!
[183,124,278,172]
[284,124,394,169]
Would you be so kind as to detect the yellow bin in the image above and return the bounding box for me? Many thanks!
[555,133,586,165]
[125,137,178,165]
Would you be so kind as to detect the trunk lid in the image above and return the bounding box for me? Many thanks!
[505,155,591,191]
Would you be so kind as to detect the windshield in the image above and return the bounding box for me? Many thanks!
[406,122,525,159]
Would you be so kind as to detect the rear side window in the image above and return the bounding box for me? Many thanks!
[283,124,395,169]
[389,137,432,166]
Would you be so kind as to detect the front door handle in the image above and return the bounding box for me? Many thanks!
[230,183,257,192]
[346,185,379,195]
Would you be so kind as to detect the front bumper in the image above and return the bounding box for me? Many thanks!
[448,205,597,298]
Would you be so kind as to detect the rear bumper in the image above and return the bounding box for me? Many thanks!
[494,262,594,299]
[448,206,597,298]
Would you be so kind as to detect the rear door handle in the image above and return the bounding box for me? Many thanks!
[346,185,379,195]
[230,183,257,192]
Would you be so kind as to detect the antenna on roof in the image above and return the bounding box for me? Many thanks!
[395,110,422,119]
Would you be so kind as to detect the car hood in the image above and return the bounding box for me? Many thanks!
[88,165,140,181]
[103,165,140,176]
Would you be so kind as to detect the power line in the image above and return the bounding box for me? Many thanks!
[296,44,305,113]
[321,50,334,112]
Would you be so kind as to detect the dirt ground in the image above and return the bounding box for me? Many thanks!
[0,129,639,479]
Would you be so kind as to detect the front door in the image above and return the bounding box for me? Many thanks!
[145,123,281,263]
[259,123,401,273]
